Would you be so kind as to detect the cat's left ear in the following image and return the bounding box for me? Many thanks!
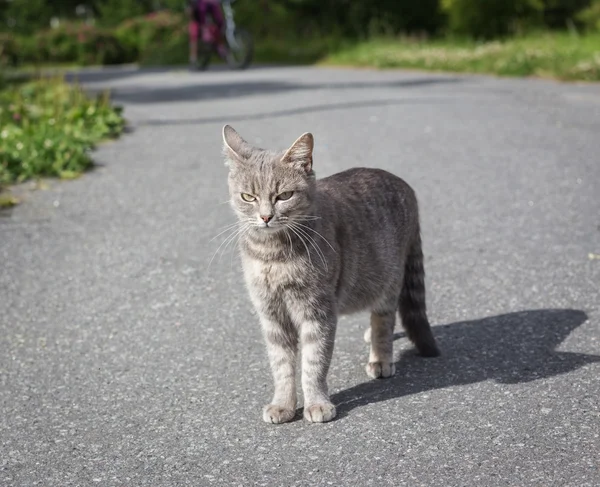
[282,133,314,174]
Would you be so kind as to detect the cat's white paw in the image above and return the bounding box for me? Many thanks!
[363,327,371,343]
[366,361,396,379]
[263,404,295,424]
[304,403,336,423]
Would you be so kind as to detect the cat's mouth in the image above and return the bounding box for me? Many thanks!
[258,223,280,232]
[254,219,289,234]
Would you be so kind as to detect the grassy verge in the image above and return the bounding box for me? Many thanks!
[134,36,342,67]
[322,32,600,81]
[0,76,125,200]
[253,37,347,65]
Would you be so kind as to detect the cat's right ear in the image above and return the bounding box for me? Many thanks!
[222,125,252,165]
[281,132,314,174]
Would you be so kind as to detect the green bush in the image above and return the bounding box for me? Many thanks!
[115,11,186,63]
[577,0,600,30]
[254,37,345,65]
[0,33,19,67]
[344,0,443,37]
[442,0,544,38]
[33,23,132,65]
[138,33,188,66]
[0,0,52,35]
[0,78,125,185]
[543,0,593,28]
[12,36,39,66]
[97,0,151,27]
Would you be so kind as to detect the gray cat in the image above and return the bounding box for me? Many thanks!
[222,125,439,424]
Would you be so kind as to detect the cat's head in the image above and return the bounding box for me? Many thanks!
[222,125,316,234]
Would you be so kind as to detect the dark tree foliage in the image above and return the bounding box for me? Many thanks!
[543,0,592,27]
[0,0,53,34]
[273,0,443,36]
[0,0,595,37]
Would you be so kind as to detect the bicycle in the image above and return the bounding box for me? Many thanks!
[196,0,253,70]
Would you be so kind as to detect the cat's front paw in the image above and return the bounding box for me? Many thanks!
[366,361,396,379]
[263,404,295,424]
[363,327,371,343]
[304,403,336,423]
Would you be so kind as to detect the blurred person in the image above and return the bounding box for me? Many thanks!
[187,0,226,69]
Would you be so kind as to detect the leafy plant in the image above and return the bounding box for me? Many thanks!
[577,0,600,30]
[96,0,150,27]
[33,22,132,65]
[543,0,592,28]
[0,0,52,35]
[441,0,544,38]
[0,33,19,67]
[114,11,186,63]
[0,77,125,186]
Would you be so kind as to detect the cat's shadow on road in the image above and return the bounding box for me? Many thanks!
[331,308,599,419]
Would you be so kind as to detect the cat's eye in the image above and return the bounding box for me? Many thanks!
[277,191,294,201]
[241,193,256,202]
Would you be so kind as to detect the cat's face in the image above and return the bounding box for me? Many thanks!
[223,125,316,234]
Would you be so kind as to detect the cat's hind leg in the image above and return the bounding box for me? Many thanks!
[363,326,372,344]
[365,310,396,379]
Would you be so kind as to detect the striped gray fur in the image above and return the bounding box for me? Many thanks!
[222,125,440,424]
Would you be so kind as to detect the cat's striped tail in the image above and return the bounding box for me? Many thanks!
[399,229,440,357]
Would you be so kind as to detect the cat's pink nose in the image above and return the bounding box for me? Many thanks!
[261,215,273,223]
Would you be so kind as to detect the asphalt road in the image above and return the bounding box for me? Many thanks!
[2,65,600,487]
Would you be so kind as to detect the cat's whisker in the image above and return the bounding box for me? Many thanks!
[211,218,254,232]
[220,223,248,265]
[297,229,329,271]
[296,230,328,272]
[208,229,239,271]
[279,215,321,223]
[228,225,249,271]
[222,224,251,261]
[284,228,294,260]
[289,222,328,271]
[293,215,321,221]
[285,224,314,269]
[208,224,249,271]
[209,221,244,242]
[293,222,336,253]
[210,199,234,209]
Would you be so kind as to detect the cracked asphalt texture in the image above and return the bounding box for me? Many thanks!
[1,66,600,486]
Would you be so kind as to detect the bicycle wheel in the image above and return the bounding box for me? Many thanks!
[224,28,253,70]
[195,40,213,71]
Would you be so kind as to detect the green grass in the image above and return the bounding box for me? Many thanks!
[10,32,598,83]
[3,62,82,75]
[133,36,341,67]
[322,32,600,81]
[254,38,346,65]
[0,76,125,189]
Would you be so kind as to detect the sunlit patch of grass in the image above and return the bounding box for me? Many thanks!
[323,33,600,81]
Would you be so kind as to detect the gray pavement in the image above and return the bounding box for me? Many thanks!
[1,65,600,486]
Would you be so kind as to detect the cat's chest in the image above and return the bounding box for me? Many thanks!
[242,258,309,295]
